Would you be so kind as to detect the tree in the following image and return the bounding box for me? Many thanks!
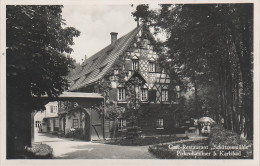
[6,5,80,158]
[132,4,253,139]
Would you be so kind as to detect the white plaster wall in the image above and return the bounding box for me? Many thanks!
[45,101,58,118]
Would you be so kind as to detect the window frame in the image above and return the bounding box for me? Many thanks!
[141,88,148,101]
[156,118,164,129]
[161,90,169,102]
[118,88,126,101]
[132,60,139,70]
[73,119,79,129]
[149,62,155,72]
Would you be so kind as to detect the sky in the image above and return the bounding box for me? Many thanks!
[62,5,138,63]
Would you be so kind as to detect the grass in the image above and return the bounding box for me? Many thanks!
[148,125,253,159]
[105,136,188,146]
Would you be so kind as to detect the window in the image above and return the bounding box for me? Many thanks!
[99,64,107,73]
[35,121,41,127]
[118,88,126,101]
[118,119,126,130]
[85,72,92,79]
[156,118,164,129]
[161,90,169,101]
[50,105,58,113]
[132,60,139,70]
[141,89,148,101]
[149,62,155,72]
[73,119,79,129]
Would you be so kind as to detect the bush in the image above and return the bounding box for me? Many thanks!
[24,144,53,159]
[65,128,85,140]
[148,125,253,159]
[209,125,253,159]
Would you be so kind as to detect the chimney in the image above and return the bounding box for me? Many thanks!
[85,55,87,60]
[110,32,118,44]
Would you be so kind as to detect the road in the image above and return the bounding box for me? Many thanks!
[34,132,156,159]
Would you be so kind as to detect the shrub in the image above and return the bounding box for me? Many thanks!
[24,144,53,159]
[65,128,86,140]
[209,125,253,159]
[148,125,253,159]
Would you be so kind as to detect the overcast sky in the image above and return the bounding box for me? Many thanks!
[62,5,138,63]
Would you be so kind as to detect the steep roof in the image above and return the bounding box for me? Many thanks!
[69,24,144,91]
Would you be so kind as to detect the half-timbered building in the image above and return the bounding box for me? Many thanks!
[66,24,181,138]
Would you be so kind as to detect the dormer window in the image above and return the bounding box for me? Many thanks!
[85,72,92,80]
[92,57,98,63]
[99,64,107,73]
[73,78,80,84]
[132,60,139,70]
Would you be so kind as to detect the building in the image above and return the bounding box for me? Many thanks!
[67,24,181,137]
[34,101,59,133]
[34,92,104,141]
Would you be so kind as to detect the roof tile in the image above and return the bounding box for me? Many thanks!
[69,24,144,91]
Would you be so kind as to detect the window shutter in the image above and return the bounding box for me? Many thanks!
[109,88,117,101]
[124,59,132,71]
[148,90,156,101]
[155,63,161,73]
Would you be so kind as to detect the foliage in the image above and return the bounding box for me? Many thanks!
[7,5,80,108]
[149,125,253,159]
[132,4,253,140]
[6,5,80,158]
[65,128,85,140]
[209,125,253,159]
[24,144,53,159]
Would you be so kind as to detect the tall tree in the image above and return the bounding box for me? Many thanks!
[6,5,80,158]
[132,4,253,139]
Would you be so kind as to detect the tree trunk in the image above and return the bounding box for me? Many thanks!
[7,97,32,158]
[228,11,253,140]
